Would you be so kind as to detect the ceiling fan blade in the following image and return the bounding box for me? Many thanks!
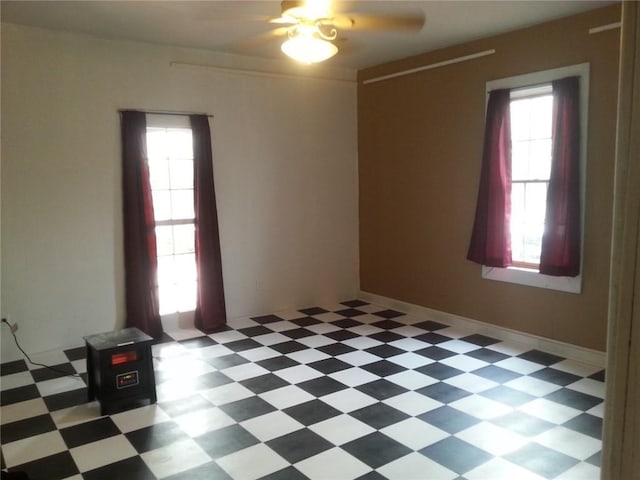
[341,12,425,32]
[230,26,290,54]
[269,16,297,25]
[325,16,354,29]
[333,36,358,55]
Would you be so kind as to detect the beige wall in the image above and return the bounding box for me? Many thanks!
[358,6,620,351]
[0,24,359,361]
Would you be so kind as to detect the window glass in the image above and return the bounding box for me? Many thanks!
[509,92,553,267]
[167,129,193,160]
[152,191,172,222]
[146,126,196,315]
[157,256,176,286]
[175,282,197,312]
[522,182,547,264]
[529,139,552,179]
[155,226,174,257]
[169,159,193,189]
[511,142,529,180]
[510,100,530,140]
[170,190,195,219]
[149,158,170,190]
[174,254,196,281]
[530,96,553,138]
[146,130,169,160]
[173,225,195,254]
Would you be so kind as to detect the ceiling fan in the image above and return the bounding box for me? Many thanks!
[266,0,425,64]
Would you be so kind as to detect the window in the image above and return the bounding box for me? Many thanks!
[146,117,196,315]
[480,63,589,293]
[510,86,553,268]
[122,110,225,335]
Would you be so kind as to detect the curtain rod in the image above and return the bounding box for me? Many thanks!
[588,22,621,34]
[361,49,496,85]
[119,109,214,118]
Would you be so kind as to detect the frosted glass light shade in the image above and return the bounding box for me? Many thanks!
[281,35,338,64]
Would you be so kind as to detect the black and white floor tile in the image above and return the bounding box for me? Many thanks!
[1,300,605,479]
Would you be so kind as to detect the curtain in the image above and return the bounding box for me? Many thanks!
[467,89,513,267]
[191,115,227,333]
[539,76,581,276]
[121,111,162,338]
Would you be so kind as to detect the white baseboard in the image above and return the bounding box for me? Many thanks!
[359,291,606,368]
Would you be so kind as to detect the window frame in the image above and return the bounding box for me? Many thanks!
[481,63,589,294]
[146,114,197,315]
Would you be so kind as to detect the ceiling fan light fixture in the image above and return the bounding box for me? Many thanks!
[281,32,338,64]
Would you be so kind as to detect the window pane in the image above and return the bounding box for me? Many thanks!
[157,256,175,287]
[169,159,194,189]
[175,281,196,312]
[155,225,174,256]
[152,190,172,221]
[146,129,168,160]
[511,183,526,227]
[522,183,547,264]
[529,95,553,139]
[529,139,552,180]
[171,190,195,219]
[149,158,170,190]
[511,183,525,262]
[511,141,529,181]
[167,129,193,160]
[174,253,197,281]
[158,283,176,315]
[510,99,530,141]
[525,182,548,224]
[173,224,195,254]
[523,237,542,264]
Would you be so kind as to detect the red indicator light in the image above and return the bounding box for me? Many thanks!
[112,351,138,365]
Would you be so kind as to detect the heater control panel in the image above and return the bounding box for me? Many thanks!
[116,371,139,389]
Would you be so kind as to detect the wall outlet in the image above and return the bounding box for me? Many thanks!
[10,322,18,334]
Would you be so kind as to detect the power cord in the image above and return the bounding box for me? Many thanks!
[1,318,81,378]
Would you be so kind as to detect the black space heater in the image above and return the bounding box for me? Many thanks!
[84,327,157,415]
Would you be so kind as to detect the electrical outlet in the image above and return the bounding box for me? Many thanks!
[10,322,18,334]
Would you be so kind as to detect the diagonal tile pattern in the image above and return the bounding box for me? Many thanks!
[0,300,605,479]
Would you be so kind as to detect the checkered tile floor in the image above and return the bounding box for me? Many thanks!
[1,300,605,479]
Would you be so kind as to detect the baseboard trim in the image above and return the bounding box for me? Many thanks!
[359,291,605,368]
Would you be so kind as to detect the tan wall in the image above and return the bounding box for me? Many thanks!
[358,5,620,351]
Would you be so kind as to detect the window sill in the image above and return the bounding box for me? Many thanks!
[482,265,582,294]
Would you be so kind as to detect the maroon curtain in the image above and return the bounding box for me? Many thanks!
[539,77,581,276]
[121,111,162,338]
[467,89,513,267]
[191,115,227,333]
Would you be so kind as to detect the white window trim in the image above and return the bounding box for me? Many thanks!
[481,63,589,294]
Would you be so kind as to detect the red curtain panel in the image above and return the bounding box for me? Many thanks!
[540,76,581,277]
[121,111,162,338]
[191,115,227,333]
[467,89,513,268]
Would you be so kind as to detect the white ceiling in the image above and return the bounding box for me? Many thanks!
[0,1,617,70]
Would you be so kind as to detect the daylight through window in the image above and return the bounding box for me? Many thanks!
[510,86,553,268]
[146,127,196,315]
